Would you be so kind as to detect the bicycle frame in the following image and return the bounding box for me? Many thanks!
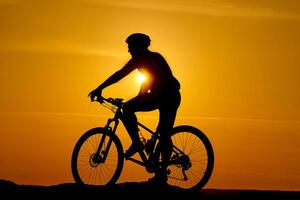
[95,104,157,167]
[128,122,156,167]
[94,97,186,171]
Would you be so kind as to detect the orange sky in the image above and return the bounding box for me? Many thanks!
[0,0,300,190]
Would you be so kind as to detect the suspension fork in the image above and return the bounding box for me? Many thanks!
[95,117,119,163]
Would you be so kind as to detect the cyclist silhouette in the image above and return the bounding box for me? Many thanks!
[88,33,181,184]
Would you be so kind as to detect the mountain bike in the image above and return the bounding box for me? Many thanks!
[71,96,214,190]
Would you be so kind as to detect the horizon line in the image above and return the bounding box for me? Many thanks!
[0,111,299,123]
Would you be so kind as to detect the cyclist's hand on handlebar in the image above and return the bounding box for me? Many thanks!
[88,88,104,103]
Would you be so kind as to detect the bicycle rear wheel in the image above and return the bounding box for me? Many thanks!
[71,127,124,185]
[167,125,214,190]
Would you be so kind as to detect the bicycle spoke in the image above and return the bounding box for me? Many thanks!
[91,135,96,152]
[188,168,204,180]
[90,168,97,184]
[97,165,103,184]
[102,165,111,183]
[91,168,96,184]
[179,132,185,151]
[80,167,90,181]
[98,165,105,181]
[103,164,113,175]
[189,140,202,155]
[92,166,98,184]
[168,128,214,190]
[87,138,95,153]
[192,162,208,170]
[189,147,205,156]
[183,132,192,152]
[77,159,89,165]
[79,165,91,179]
[74,131,121,186]
[188,135,199,155]
[172,167,181,186]
[104,165,111,183]
[82,143,91,155]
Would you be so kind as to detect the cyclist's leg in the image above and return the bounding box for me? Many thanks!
[150,91,181,182]
[122,94,158,157]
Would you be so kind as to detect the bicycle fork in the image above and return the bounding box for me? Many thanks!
[93,118,119,164]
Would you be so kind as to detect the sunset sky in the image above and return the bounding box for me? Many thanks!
[0,0,299,190]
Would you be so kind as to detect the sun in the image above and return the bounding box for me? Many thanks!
[137,72,146,83]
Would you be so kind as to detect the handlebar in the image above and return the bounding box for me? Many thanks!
[93,96,124,107]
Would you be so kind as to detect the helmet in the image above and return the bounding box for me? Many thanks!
[126,33,151,48]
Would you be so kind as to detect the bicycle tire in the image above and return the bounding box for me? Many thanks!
[168,125,214,190]
[71,127,124,185]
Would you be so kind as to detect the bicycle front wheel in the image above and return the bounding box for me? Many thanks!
[168,125,214,190]
[71,127,124,186]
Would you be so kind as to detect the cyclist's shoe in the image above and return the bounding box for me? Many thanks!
[148,170,168,184]
[124,142,144,158]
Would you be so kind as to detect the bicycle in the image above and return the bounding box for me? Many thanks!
[71,96,214,190]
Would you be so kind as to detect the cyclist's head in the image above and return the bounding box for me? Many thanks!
[126,33,151,55]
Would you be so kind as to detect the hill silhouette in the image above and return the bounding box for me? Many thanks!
[0,179,299,199]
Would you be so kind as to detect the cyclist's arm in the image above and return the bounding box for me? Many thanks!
[97,59,136,90]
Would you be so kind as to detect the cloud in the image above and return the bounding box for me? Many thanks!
[1,111,299,124]
[1,0,299,57]
[0,39,125,58]
[83,0,300,20]
[0,0,18,5]
[0,111,108,118]
[3,0,300,20]
[0,0,127,57]
[177,116,300,123]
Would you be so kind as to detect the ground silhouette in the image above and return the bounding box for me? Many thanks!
[0,179,299,199]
